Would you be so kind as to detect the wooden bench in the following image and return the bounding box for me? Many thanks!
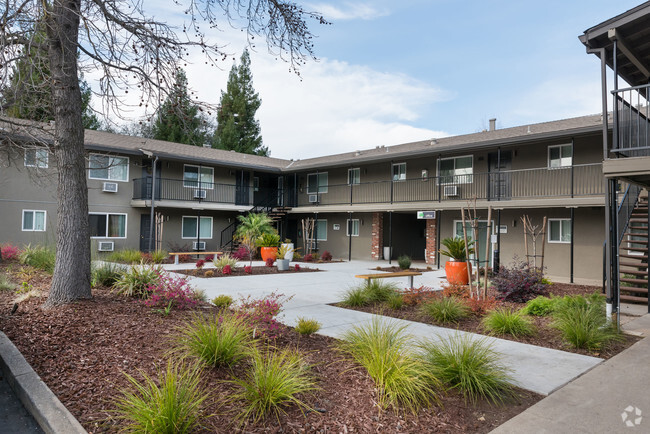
[168,251,223,265]
[355,271,422,289]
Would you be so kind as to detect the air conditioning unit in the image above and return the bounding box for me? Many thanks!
[193,241,206,251]
[443,185,459,197]
[102,182,118,193]
[193,189,207,199]
[98,241,114,252]
[308,194,319,203]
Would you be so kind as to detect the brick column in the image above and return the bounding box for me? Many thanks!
[425,218,437,265]
[371,212,383,260]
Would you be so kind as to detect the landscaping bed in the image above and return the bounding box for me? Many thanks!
[0,264,541,433]
[175,265,321,278]
[370,266,435,273]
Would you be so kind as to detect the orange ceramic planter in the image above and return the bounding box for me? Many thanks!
[260,247,278,262]
[445,260,471,285]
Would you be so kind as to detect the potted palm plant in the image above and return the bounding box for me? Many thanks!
[234,212,275,268]
[439,237,475,285]
[256,232,281,262]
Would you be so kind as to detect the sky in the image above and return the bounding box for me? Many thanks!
[92,0,644,159]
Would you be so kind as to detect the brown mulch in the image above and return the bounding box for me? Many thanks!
[0,263,541,433]
[340,283,639,360]
[175,265,320,278]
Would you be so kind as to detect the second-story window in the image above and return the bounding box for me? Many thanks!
[183,165,214,189]
[348,168,360,185]
[24,149,48,168]
[307,172,328,194]
[89,154,129,181]
[439,155,473,184]
[392,163,406,181]
[548,144,572,168]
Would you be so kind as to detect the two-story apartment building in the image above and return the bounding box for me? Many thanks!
[0,113,609,285]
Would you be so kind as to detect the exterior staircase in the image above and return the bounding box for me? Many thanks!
[619,195,649,304]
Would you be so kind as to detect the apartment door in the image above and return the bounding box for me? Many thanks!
[140,214,154,252]
[488,151,512,200]
[235,171,250,205]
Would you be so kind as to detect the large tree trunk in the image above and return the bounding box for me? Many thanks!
[44,0,92,306]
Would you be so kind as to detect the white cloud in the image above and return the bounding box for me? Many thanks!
[306,2,390,21]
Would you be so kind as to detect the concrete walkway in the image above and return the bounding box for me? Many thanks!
[165,260,603,396]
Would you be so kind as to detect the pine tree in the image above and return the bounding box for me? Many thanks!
[213,49,268,156]
[151,69,207,146]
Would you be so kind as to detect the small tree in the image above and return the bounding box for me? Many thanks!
[234,213,275,267]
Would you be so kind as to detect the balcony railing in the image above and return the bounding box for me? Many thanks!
[613,84,650,157]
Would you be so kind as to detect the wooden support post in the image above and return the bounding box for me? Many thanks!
[541,216,547,271]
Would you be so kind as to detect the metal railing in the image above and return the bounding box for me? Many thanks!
[613,84,650,157]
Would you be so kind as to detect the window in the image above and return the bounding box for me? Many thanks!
[347,219,359,236]
[24,149,48,168]
[183,165,214,189]
[548,219,571,243]
[89,154,129,181]
[307,219,327,241]
[439,155,473,184]
[89,213,126,238]
[548,144,572,168]
[348,168,360,185]
[182,216,213,239]
[253,176,260,192]
[22,210,46,231]
[307,172,328,194]
[392,163,406,181]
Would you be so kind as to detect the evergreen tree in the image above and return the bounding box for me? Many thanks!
[213,49,267,156]
[151,69,206,146]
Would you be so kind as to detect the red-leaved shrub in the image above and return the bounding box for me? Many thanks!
[244,265,252,274]
[143,272,197,310]
[232,246,250,261]
[303,254,313,262]
[222,265,232,275]
[294,264,300,271]
[236,292,291,338]
[321,250,332,261]
[265,257,274,267]
[491,258,548,302]
[402,285,436,306]
[464,295,497,315]
[195,259,205,269]
[0,244,20,261]
[205,254,214,262]
[442,283,470,299]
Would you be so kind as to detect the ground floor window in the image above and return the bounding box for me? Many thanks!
[308,219,327,241]
[347,219,359,236]
[182,216,213,239]
[548,219,571,243]
[22,210,46,231]
[453,220,494,267]
[89,213,126,238]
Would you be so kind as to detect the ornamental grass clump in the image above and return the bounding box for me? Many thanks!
[482,308,535,337]
[19,244,55,274]
[228,347,318,424]
[386,293,404,310]
[364,280,399,303]
[338,318,440,412]
[106,248,143,264]
[114,360,208,433]
[340,286,369,307]
[552,299,621,350]
[112,263,161,299]
[91,262,122,288]
[419,297,470,324]
[419,333,514,404]
[214,254,238,272]
[0,273,16,291]
[294,317,321,336]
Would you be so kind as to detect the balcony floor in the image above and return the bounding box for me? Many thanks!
[603,156,650,188]
[130,199,253,212]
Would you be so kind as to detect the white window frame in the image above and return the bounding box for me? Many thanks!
[438,155,473,185]
[24,149,49,168]
[547,144,572,169]
[21,210,47,232]
[307,219,327,241]
[347,219,360,236]
[348,168,360,185]
[392,163,406,181]
[183,164,214,189]
[453,219,494,267]
[88,153,129,182]
[307,172,328,194]
[89,212,127,239]
[181,216,213,239]
[548,218,571,243]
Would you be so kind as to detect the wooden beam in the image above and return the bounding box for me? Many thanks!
[608,28,650,79]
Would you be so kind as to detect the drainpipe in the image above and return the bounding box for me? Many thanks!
[140,149,158,252]
[388,211,393,265]
[570,207,575,283]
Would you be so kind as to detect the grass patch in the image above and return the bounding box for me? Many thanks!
[419,297,470,324]
[552,302,622,350]
[19,245,55,274]
[112,263,161,299]
[419,333,514,404]
[482,308,535,337]
[294,317,321,336]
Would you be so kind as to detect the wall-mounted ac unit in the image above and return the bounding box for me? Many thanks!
[308,194,319,203]
[193,241,206,251]
[443,185,459,197]
[102,182,118,193]
[98,241,114,252]
[193,189,207,199]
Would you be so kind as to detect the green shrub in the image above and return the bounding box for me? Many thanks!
[212,294,233,308]
[341,287,370,307]
[397,255,412,270]
[419,297,470,324]
[364,280,399,303]
[114,361,207,433]
[521,296,558,316]
[112,263,161,299]
[171,312,253,367]
[229,347,317,424]
[482,308,535,337]
[338,318,440,412]
[386,293,404,310]
[106,249,143,264]
[419,333,513,404]
[552,302,621,350]
[214,254,238,272]
[150,250,169,264]
[19,245,55,274]
[91,263,122,288]
[294,317,321,335]
[0,273,16,291]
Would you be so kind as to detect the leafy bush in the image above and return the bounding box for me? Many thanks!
[521,295,558,316]
[256,232,281,247]
[491,259,548,302]
[195,259,205,269]
[465,296,498,315]
[91,263,122,288]
[482,308,535,337]
[212,294,233,308]
[113,263,162,299]
[420,297,469,324]
[311,252,320,261]
[338,318,440,412]
[149,250,168,264]
[244,265,252,274]
[397,255,412,270]
[222,265,232,275]
[386,293,404,310]
[341,287,369,307]
[442,283,469,299]
[229,347,317,424]
[171,312,253,367]
[552,301,621,350]
[236,292,288,338]
[106,248,143,264]
[0,244,20,261]
[321,250,332,261]
[402,286,435,306]
[365,280,399,303]
[231,246,250,261]
[19,245,55,273]
[294,317,321,335]
[294,264,300,271]
[439,237,474,261]
[419,333,513,404]
[214,254,237,272]
[114,361,208,433]
[265,257,274,267]
[303,253,313,262]
[144,272,198,310]
[0,273,16,291]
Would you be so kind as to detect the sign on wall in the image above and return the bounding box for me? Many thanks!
[417,211,436,219]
